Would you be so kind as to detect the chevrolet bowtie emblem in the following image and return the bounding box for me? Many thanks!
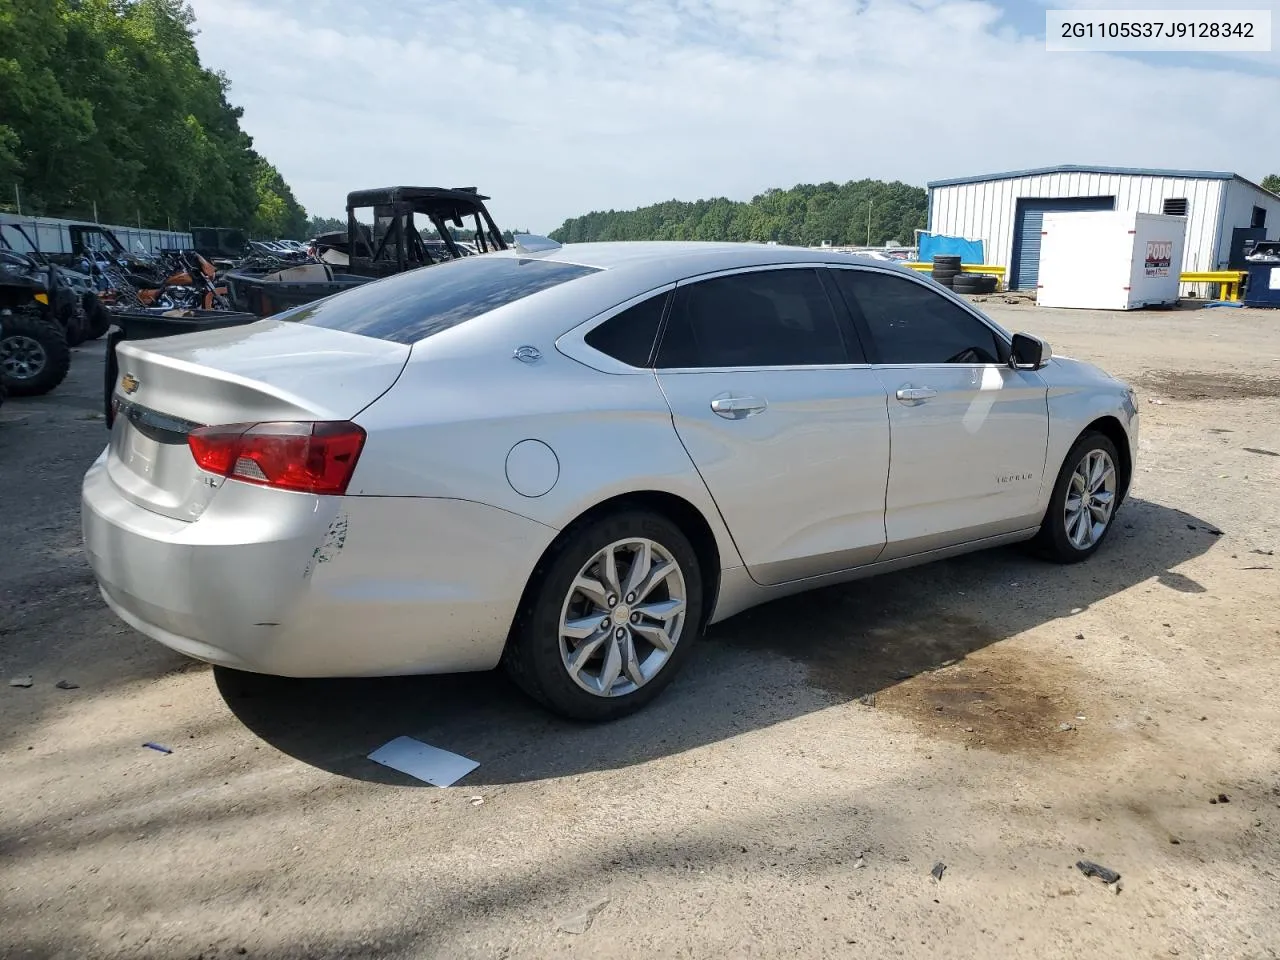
[121,373,140,394]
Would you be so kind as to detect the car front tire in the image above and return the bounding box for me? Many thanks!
[1033,430,1123,563]
[503,509,704,721]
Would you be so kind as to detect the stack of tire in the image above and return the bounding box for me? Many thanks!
[930,255,962,289]
[931,255,998,296]
[952,273,999,296]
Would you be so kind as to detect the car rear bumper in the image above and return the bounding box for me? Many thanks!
[82,453,558,677]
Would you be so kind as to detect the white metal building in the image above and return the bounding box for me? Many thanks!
[926,165,1280,293]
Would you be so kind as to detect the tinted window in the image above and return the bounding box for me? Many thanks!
[584,291,669,367]
[656,269,850,368]
[275,256,600,345]
[833,269,1002,365]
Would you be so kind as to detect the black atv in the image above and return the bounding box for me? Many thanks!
[1,223,109,346]
[0,250,73,397]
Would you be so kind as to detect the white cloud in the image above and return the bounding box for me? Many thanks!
[186,0,1280,231]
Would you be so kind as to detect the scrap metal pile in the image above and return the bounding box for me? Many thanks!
[0,186,508,405]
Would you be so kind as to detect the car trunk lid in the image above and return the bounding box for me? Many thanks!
[107,319,409,520]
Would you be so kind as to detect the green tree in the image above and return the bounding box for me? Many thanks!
[549,179,927,247]
[305,215,346,237]
[0,0,303,233]
[1262,174,1280,196]
[248,154,307,239]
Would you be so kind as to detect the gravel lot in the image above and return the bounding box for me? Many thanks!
[2,302,1279,960]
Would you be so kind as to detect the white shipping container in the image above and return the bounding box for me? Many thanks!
[1035,211,1188,310]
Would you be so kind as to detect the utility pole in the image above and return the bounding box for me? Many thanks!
[93,201,99,223]
[13,184,20,215]
[866,201,873,247]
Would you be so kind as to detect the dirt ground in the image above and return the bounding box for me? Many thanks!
[2,301,1279,960]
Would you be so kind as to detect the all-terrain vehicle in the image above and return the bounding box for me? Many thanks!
[1,222,110,340]
[0,248,72,397]
[225,186,507,317]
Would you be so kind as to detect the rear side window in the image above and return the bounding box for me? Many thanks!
[276,256,600,345]
[584,291,669,367]
[656,268,850,368]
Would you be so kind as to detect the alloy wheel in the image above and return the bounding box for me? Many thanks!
[1064,449,1117,550]
[558,537,687,698]
[0,335,48,381]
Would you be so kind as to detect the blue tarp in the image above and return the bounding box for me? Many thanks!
[917,232,985,265]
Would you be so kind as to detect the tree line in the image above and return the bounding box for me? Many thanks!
[0,0,307,239]
[549,179,928,247]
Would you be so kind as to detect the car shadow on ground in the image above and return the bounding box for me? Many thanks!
[216,497,1218,787]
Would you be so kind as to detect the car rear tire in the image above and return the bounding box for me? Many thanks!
[503,509,704,721]
[1031,431,1123,563]
[0,308,71,397]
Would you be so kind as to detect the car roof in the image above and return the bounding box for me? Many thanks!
[405,240,1009,359]
[517,240,909,275]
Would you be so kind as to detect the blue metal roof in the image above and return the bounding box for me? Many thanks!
[927,164,1240,188]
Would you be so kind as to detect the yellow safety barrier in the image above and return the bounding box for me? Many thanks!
[903,262,1008,292]
[1179,270,1247,302]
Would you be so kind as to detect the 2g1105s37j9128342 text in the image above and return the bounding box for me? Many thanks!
[1045,9,1271,52]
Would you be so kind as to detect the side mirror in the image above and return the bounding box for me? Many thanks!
[1010,332,1051,371]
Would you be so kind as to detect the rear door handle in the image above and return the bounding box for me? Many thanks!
[711,396,767,419]
[895,386,938,404]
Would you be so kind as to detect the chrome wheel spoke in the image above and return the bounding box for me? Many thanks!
[634,596,685,621]
[620,630,646,687]
[563,615,604,640]
[1088,453,1104,487]
[566,632,609,681]
[631,620,675,652]
[631,559,676,604]
[1069,509,1089,546]
[597,635,623,693]
[600,547,622,599]
[621,541,651,598]
[571,574,610,610]
[1091,490,1114,506]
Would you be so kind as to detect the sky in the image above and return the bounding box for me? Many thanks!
[184,0,1280,233]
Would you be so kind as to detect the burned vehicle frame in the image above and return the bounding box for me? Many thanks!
[227,186,508,317]
[316,186,508,273]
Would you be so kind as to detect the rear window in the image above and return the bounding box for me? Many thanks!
[275,256,600,344]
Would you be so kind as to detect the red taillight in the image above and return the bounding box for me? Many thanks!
[187,421,366,495]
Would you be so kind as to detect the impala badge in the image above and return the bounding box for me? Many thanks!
[121,373,140,394]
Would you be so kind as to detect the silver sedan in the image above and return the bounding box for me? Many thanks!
[82,241,1139,720]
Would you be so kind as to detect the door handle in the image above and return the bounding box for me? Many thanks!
[895,386,937,404]
[710,396,767,419]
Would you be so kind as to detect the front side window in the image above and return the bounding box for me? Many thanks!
[276,256,600,345]
[831,269,1003,365]
[656,268,851,368]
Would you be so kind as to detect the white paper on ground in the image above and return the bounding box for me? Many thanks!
[368,736,479,787]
